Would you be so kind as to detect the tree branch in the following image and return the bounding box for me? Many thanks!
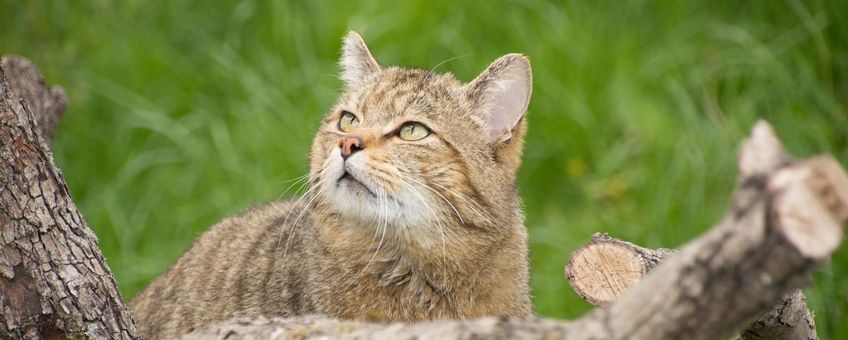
[565,233,818,339]
[564,122,847,339]
[180,315,576,339]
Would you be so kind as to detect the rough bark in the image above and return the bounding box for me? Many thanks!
[181,121,848,339]
[0,57,139,339]
[180,315,576,340]
[0,57,66,142]
[739,291,817,340]
[565,234,817,339]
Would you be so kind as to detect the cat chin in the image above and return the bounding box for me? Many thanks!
[327,181,441,231]
[329,185,404,223]
[319,146,441,232]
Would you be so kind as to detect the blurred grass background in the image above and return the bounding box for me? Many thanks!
[3,0,847,337]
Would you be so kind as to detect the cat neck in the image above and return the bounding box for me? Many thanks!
[304,208,529,320]
[307,210,489,289]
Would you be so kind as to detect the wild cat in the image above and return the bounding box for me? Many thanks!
[131,31,533,339]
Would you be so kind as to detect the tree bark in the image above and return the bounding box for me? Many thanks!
[181,122,848,339]
[180,315,578,340]
[739,291,817,340]
[0,57,139,339]
[0,57,66,142]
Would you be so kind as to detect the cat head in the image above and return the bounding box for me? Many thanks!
[308,31,531,254]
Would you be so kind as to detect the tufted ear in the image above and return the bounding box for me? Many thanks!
[339,31,381,88]
[465,54,532,144]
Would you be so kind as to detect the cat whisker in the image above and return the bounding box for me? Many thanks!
[358,187,389,279]
[400,179,462,246]
[400,180,450,271]
[404,176,465,224]
[275,172,324,266]
[274,186,312,258]
[286,185,325,249]
[427,181,488,220]
[427,54,472,79]
[278,173,311,185]
[278,186,326,266]
[276,173,311,201]
[360,187,386,271]
[358,186,384,268]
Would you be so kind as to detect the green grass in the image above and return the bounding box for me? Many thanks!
[4,0,847,337]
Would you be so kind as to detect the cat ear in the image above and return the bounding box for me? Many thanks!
[466,54,532,144]
[339,31,381,87]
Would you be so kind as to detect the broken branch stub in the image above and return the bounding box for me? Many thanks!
[565,234,819,339]
[565,233,674,305]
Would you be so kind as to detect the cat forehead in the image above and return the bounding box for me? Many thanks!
[343,68,466,117]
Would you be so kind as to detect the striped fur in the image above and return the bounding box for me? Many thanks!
[131,32,533,339]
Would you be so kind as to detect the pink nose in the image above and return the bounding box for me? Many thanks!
[339,136,363,159]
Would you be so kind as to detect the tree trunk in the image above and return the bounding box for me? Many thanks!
[0,56,139,339]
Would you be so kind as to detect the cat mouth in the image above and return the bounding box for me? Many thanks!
[338,171,378,197]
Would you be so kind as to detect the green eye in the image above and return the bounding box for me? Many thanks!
[338,111,359,132]
[398,122,430,141]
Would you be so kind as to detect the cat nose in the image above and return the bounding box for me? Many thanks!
[339,135,364,160]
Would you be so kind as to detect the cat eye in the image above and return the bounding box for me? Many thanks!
[398,122,430,141]
[338,111,359,132]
